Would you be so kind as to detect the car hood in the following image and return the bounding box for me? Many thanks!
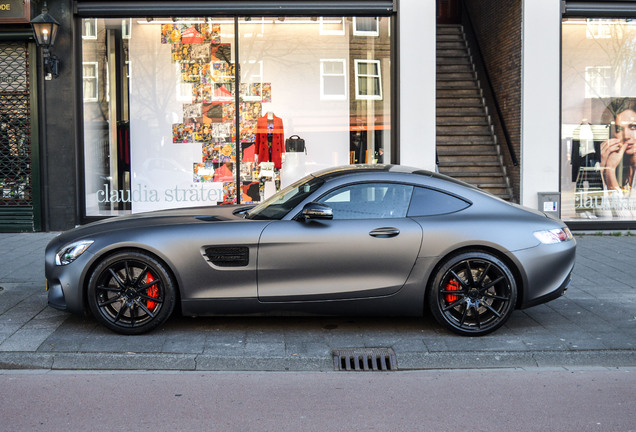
[51,205,253,246]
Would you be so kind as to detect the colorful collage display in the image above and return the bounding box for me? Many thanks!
[162,23,271,204]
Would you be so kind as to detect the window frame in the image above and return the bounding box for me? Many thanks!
[82,18,98,39]
[82,61,99,102]
[320,59,347,100]
[354,59,383,100]
[353,17,380,36]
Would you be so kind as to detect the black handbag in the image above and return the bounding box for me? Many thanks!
[285,135,307,153]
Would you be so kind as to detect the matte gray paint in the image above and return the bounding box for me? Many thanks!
[45,166,576,322]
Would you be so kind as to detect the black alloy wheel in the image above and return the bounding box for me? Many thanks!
[87,251,176,335]
[429,252,517,336]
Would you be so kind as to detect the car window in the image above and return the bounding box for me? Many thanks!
[246,176,325,220]
[319,183,414,219]
[407,187,470,216]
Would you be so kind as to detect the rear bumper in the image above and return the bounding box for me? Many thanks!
[519,270,572,309]
[511,238,576,309]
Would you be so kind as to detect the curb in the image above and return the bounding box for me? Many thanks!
[2,349,635,371]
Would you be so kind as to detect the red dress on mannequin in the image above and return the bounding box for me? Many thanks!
[255,113,285,169]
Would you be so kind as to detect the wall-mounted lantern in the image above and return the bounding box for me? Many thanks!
[30,2,60,80]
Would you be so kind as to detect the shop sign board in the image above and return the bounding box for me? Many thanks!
[0,0,30,23]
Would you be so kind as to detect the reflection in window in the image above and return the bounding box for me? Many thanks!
[407,187,470,217]
[82,19,97,39]
[319,17,345,35]
[585,66,611,98]
[353,17,379,36]
[82,62,99,101]
[320,59,346,100]
[355,59,382,100]
[320,183,413,219]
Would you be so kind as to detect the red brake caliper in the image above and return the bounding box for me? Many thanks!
[445,279,460,304]
[146,273,159,311]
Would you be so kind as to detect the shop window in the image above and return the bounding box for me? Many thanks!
[320,59,346,100]
[82,19,97,39]
[355,59,382,100]
[82,62,98,102]
[561,18,636,223]
[80,16,392,218]
[353,17,379,36]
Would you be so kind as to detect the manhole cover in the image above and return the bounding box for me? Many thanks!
[332,347,398,371]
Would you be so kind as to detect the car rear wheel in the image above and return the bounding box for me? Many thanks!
[87,251,176,335]
[429,251,517,336]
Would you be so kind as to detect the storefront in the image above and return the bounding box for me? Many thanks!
[0,0,42,231]
[76,1,398,217]
[561,1,636,229]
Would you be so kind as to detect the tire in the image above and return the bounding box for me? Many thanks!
[428,251,517,336]
[87,251,176,335]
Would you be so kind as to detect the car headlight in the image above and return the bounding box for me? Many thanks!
[533,227,573,244]
[55,240,94,265]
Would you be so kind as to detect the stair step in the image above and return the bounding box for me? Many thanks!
[436,34,464,42]
[437,106,485,116]
[437,89,482,98]
[441,168,504,176]
[436,117,488,126]
[437,71,477,83]
[437,64,474,73]
[437,98,484,108]
[437,41,467,50]
[437,143,497,156]
[437,84,479,91]
[439,158,500,168]
[437,25,463,33]
[437,50,470,58]
[437,58,472,67]
[437,138,494,146]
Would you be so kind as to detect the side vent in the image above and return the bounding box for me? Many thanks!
[204,246,249,267]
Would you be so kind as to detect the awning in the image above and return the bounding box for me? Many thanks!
[74,1,396,17]
[563,1,636,17]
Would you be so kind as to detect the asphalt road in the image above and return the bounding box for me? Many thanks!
[1,367,635,432]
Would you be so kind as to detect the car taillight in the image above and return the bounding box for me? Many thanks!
[533,227,573,244]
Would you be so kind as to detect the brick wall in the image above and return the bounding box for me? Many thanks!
[463,0,522,202]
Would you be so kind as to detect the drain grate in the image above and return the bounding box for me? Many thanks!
[332,348,398,371]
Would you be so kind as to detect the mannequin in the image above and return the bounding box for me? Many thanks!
[255,111,285,198]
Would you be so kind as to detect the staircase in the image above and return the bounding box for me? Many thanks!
[436,24,513,201]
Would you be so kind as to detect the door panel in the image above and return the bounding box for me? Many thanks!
[257,218,422,301]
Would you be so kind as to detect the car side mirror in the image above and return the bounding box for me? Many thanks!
[301,202,333,220]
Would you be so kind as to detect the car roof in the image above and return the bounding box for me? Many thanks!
[311,164,481,191]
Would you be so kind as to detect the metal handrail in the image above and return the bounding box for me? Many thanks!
[460,4,519,167]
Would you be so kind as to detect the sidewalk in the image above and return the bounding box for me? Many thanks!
[1,232,635,371]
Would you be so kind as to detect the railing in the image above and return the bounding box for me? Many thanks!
[460,3,519,167]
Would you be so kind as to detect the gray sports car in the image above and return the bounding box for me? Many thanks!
[45,165,576,336]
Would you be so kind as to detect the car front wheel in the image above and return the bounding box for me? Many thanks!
[87,251,176,335]
[429,251,517,336]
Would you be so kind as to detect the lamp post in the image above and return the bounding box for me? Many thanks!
[30,2,60,80]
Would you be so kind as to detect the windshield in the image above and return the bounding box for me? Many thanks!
[245,175,325,220]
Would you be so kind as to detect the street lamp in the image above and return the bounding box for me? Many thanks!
[30,2,60,80]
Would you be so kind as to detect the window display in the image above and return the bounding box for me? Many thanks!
[561,19,636,221]
[81,16,392,216]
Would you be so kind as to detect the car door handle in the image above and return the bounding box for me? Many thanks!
[369,227,400,238]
